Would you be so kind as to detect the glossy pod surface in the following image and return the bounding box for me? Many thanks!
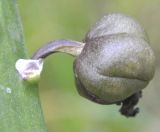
[74,13,155,104]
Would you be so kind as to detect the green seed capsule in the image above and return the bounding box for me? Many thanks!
[74,13,155,104]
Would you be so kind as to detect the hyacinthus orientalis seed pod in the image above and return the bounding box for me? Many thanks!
[16,13,155,117]
[74,13,155,116]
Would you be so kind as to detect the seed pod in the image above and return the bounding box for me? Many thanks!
[74,13,155,105]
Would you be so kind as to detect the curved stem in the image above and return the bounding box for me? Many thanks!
[32,39,85,59]
[16,39,85,81]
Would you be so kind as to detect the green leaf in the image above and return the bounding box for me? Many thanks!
[0,0,46,131]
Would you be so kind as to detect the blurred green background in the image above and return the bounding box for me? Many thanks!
[17,0,160,132]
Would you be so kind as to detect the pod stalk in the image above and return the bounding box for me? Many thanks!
[16,39,85,81]
[32,39,85,59]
